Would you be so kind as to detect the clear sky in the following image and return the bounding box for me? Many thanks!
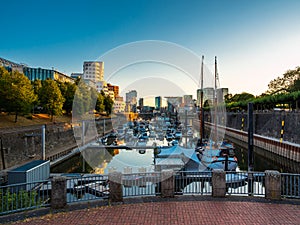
[1,0,300,99]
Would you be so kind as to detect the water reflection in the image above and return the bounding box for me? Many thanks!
[51,142,299,174]
[234,144,300,173]
[51,147,155,174]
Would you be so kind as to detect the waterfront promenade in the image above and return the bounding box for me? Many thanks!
[3,196,300,224]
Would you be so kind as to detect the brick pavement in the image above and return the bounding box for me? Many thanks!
[5,197,300,225]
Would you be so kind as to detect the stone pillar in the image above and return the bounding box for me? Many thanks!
[212,169,226,197]
[161,170,174,198]
[109,172,123,202]
[51,176,67,209]
[265,170,281,200]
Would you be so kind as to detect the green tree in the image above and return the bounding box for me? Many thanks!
[289,79,300,92]
[0,68,37,122]
[32,79,42,113]
[95,91,105,113]
[57,81,76,114]
[73,81,94,117]
[0,67,11,111]
[267,66,300,94]
[39,79,65,121]
[229,92,254,102]
[103,94,114,115]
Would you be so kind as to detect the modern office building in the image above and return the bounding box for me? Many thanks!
[155,96,162,110]
[203,87,214,104]
[197,87,228,106]
[113,100,126,113]
[23,67,74,83]
[107,83,119,98]
[126,90,137,112]
[139,98,144,111]
[183,95,193,106]
[217,88,229,102]
[165,96,182,113]
[83,61,104,82]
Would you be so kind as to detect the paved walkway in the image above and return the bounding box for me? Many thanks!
[3,197,300,225]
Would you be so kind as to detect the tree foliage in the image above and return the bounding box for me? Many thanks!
[0,67,117,121]
[103,93,114,115]
[72,81,95,117]
[39,79,65,121]
[225,92,254,103]
[0,68,37,122]
[57,81,76,114]
[267,66,300,94]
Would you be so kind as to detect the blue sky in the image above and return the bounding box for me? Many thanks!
[1,0,300,99]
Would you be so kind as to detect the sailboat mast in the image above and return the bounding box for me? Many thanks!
[214,56,218,143]
[200,55,204,141]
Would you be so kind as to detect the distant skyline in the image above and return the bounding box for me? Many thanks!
[1,0,300,99]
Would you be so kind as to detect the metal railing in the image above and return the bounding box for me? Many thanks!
[66,174,109,203]
[0,180,50,215]
[122,172,161,197]
[174,171,212,195]
[1,171,299,216]
[281,173,300,199]
[226,171,265,196]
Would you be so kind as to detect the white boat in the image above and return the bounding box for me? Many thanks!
[197,141,238,171]
[136,137,147,147]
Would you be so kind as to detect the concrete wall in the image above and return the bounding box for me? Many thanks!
[0,119,113,171]
[224,112,300,144]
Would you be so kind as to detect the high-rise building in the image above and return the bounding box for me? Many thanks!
[165,96,182,113]
[203,87,214,105]
[83,61,104,82]
[155,96,162,110]
[217,88,229,102]
[113,100,126,113]
[126,90,137,104]
[183,95,193,106]
[139,98,144,111]
[107,83,119,98]
[126,90,137,112]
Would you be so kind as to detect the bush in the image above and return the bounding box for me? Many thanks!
[0,189,42,213]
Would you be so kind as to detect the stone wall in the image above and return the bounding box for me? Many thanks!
[0,119,113,171]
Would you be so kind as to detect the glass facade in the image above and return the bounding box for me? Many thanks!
[23,67,54,81]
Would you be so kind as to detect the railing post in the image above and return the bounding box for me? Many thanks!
[51,176,67,209]
[212,169,226,197]
[161,170,174,198]
[108,171,123,202]
[265,170,281,200]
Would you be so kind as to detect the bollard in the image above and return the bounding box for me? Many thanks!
[51,176,67,209]
[108,171,123,202]
[212,169,226,197]
[265,170,281,200]
[161,170,174,198]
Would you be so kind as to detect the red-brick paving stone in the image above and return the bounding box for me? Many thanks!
[10,200,300,225]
